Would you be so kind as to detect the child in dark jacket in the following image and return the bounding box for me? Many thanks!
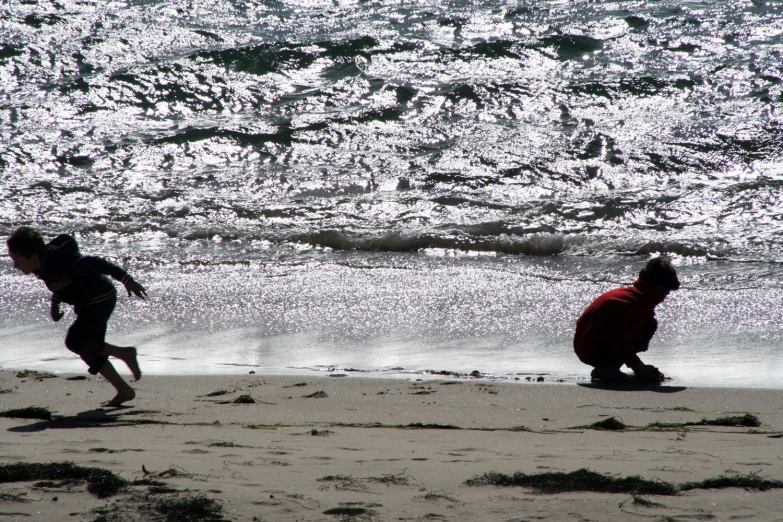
[7,227,147,407]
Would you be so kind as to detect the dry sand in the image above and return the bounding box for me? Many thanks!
[1,369,782,521]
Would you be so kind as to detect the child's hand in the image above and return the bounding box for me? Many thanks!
[50,301,64,322]
[634,364,664,382]
[125,279,147,300]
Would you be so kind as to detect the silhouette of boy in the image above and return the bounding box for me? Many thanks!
[7,227,147,406]
[574,256,680,382]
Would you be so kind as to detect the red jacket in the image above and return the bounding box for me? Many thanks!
[573,280,666,362]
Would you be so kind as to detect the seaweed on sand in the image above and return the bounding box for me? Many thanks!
[585,417,627,431]
[569,416,627,430]
[465,468,678,495]
[368,472,411,486]
[0,492,29,502]
[403,422,460,430]
[693,413,760,427]
[629,495,666,508]
[16,370,56,380]
[466,469,783,495]
[0,406,52,420]
[680,473,783,492]
[317,474,369,491]
[151,494,224,522]
[648,413,762,430]
[323,506,370,516]
[0,462,128,498]
[208,441,248,447]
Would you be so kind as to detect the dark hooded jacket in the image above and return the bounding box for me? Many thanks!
[34,235,132,307]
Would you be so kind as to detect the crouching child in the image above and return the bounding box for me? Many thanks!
[573,256,680,383]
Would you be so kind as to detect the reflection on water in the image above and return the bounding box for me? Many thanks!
[1,253,780,389]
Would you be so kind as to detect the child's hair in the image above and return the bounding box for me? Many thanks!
[7,227,46,259]
[639,256,680,290]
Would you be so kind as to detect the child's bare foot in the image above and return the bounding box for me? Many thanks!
[121,347,142,381]
[102,388,135,407]
[102,344,142,381]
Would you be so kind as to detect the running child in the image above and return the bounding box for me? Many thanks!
[7,227,147,406]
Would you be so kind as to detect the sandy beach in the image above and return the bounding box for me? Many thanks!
[1,369,782,522]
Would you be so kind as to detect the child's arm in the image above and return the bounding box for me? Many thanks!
[630,362,665,381]
[73,256,147,299]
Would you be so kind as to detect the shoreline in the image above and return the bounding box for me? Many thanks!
[3,360,782,391]
[2,370,783,521]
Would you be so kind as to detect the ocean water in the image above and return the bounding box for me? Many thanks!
[1,0,782,388]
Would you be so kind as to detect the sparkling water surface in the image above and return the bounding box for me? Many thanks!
[1,0,782,387]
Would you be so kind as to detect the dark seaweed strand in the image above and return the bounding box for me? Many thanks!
[466,468,783,495]
[465,468,678,495]
[0,462,128,497]
[680,474,783,492]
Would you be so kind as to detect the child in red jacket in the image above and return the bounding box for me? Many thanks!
[574,256,680,382]
[7,227,147,406]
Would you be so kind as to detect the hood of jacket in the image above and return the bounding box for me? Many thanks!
[43,234,81,268]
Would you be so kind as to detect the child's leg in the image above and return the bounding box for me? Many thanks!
[98,360,135,407]
[590,366,630,381]
[101,343,142,381]
[66,297,140,405]
[581,350,627,381]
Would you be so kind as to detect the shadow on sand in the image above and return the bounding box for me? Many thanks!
[6,406,138,432]
[576,381,687,393]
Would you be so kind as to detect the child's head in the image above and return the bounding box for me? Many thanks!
[7,226,46,275]
[639,256,680,292]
